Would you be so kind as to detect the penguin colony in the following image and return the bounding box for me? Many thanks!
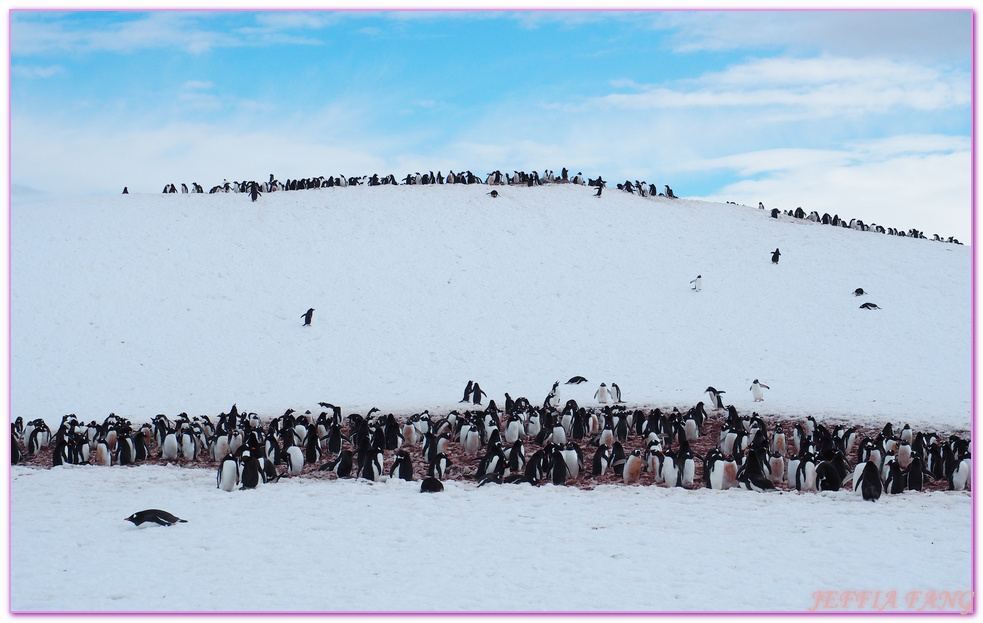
[149,168,961,245]
[12,397,970,500]
[153,168,679,201]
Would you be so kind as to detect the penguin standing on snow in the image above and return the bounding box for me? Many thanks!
[594,383,610,404]
[302,308,314,326]
[853,288,866,296]
[611,383,623,404]
[771,248,781,264]
[471,383,487,405]
[854,460,882,501]
[622,449,644,484]
[460,381,474,403]
[690,275,702,292]
[750,380,770,402]
[217,454,239,492]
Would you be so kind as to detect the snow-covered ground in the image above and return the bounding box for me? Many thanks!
[10,182,973,612]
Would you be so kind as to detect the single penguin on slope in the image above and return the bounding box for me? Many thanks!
[124,509,187,526]
[302,308,314,326]
[771,248,781,264]
[749,380,770,402]
[690,275,702,292]
[704,386,726,410]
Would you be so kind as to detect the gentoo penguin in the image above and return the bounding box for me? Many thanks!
[471,383,487,405]
[284,445,304,477]
[420,477,444,493]
[566,376,588,385]
[320,450,353,478]
[610,383,623,404]
[217,454,239,492]
[749,380,770,402]
[594,185,602,197]
[124,509,187,526]
[690,275,702,292]
[302,308,314,326]
[460,381,474,403]
[390,450,414,481]
[122,187,128,194]
[853,288,866,296]
[859,302,881,310]
[594,383,610,404]
[854,460,882,501]
[592,445,611,477]
[623,449,644,484]
[704,386,726,410]
[771,248,781,264]
[240,454,261,489]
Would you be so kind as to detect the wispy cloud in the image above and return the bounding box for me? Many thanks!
[579,55,969,115]
[11,64,64,78]
[653,10,970,61]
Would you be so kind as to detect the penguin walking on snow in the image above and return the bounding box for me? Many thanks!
[750,379,770,402]
[704,386,726,410]
[302,308,314,326]
[690,275,702,292]
[771,248,781,264]
[594,383,610,404]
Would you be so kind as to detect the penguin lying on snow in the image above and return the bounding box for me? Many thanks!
[859,302,881,310]
[124,509,187,526]
[566,376,588,385]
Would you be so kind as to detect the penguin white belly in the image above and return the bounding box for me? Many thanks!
[162,435,179,461]
[751,385,763,401]
[852,463,866,494]
[623,456,642,484]
[562,450,580,480]
[505,421,522,444]
[286,446,304,476]
[217,461,238,492]
[648,455,663,483]
[660,460,678,487]
[681,459,695,487]
[684,420,699,441]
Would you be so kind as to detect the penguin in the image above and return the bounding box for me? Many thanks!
[771,248,781,264]
[302,308,314,326]
[320,449,353,478]
[361,446,385,482]
[94,438,112,466]
[471,382,487,405]
[124,509,187,526]
[284,445,304,477]
[550,446,567,485]
[690,275,702,292]
[859,302,881,310]
[420,477,444,493]
[592,445,611,477]
[884,461,905,494]
[853,288,866,296]
[594,185,602,197]
[240,454,261,489]
[566,376,588,385]
[217,454,239,492]
[855,460,882,501]
[623,449,644,484]
[950,456,971,491]
[704,386,726,410]
[594,383,610,404]
[390,450,414,481]
[814,461,841,491]
[611,383,623,404]
[11,432,21,465]
[460,381,474,403]
[749,380,770,402]
[122,187,128,194]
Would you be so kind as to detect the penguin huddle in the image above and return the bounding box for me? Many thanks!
[14,401,969,499]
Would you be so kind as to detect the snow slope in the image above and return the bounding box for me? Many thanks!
[9,182,973,613]
[11,183,972,431]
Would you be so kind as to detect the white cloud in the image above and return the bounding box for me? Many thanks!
[688,136,971,241]
[11,65,64,78]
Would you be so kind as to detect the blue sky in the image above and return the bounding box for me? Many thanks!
[10,10,973,240]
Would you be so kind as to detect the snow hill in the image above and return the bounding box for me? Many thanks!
[10,182,973,613]
[12,183,970,432]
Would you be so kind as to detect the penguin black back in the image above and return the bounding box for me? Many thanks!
[124,509,187,526]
